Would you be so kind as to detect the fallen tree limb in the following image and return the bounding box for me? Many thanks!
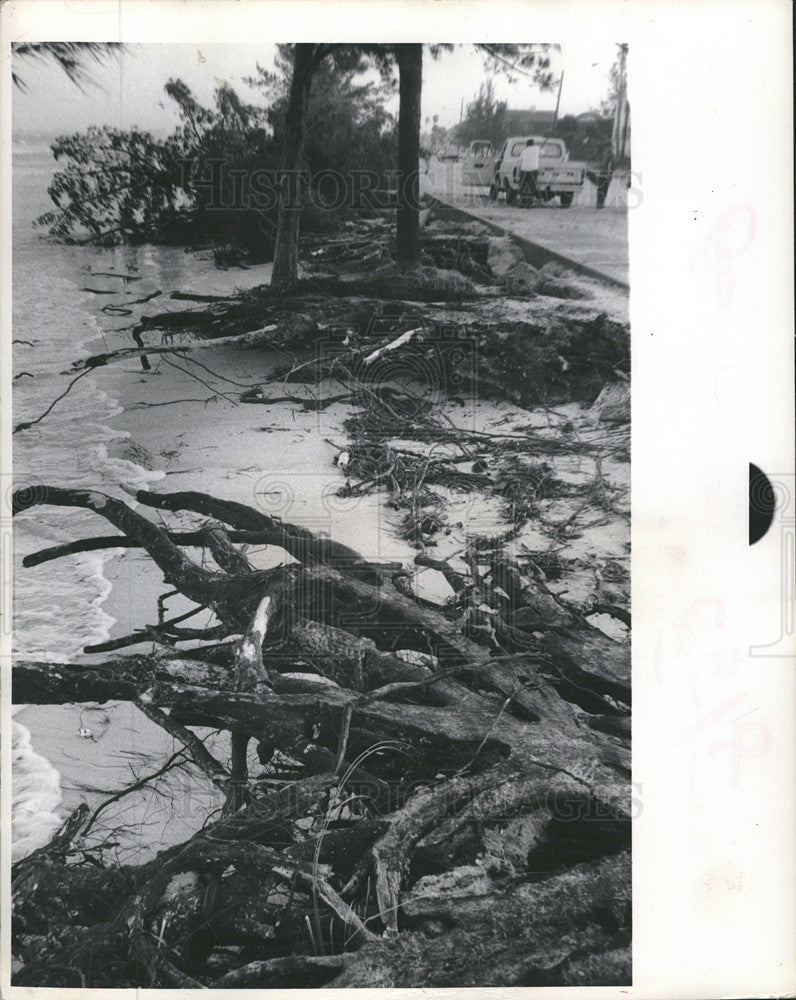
[133,701,230,792]
[23,526,356,568]
[11,804,90,876]
[16,486,623,726]
[289,619,465,705]
[13,650,625,805]
[334,852,631,987]
[82,604,213,653]
[370,760,521,931]
[128,289,162,304]
[209,954,345,988]
[170,291,240,303]
[160,354,240,402]
[133,487,364,567]
[80,746,190,840]
[240,388,354,410]
[202,519,254,576]
[13,486,230,611]
[83,621,227,655]
[363,327,423,365]
[13,368,94,434]
[68,325,278,372]
[122,837,378,946]
[15,484,628,721]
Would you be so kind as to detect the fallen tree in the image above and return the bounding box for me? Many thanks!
[12,482,630,988]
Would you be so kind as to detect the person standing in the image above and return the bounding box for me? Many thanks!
[594,139,615,209]
[518,138,540,206]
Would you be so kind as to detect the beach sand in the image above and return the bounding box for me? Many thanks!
[12,703,227,864]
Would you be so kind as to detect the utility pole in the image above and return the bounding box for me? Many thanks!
[612,43,628,159]
[539,70,565,153]
[552,70,565,135]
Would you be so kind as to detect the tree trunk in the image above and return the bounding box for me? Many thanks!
[271,44,317,290]
[396,44,423,267]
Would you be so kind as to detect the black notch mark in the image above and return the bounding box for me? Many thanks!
[749,463,776,544]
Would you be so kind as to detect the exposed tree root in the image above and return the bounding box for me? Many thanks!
[12,478,629,987]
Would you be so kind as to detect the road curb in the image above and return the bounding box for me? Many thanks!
[426,195,630,292]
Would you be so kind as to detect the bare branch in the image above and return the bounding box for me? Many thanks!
[134,701,230,792]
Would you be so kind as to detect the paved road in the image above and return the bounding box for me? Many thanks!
[421,158,629,287]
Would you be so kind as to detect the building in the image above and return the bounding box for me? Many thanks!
[502,108,558,136]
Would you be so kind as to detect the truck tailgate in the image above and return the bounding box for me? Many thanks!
[539,165,584,186]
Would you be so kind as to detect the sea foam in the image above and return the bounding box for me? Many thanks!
[10,721,63,863]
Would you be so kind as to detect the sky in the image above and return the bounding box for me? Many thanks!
[12,42,621,139]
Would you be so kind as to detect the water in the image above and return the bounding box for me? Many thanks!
[9,140,247,860]
[9,717,63,863]
[13,142,165,662]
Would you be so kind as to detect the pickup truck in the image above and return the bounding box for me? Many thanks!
[489,135,585,207]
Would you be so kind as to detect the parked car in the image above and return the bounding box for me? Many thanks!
[460,140,495,186]
[489,135,585,207]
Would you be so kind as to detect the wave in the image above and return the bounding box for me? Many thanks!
[10,721,63,863]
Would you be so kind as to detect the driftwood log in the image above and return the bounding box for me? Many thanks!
[12,484,630,988]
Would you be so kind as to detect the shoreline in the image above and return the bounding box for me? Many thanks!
[14,259,420,862]
[94,339,416,647]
